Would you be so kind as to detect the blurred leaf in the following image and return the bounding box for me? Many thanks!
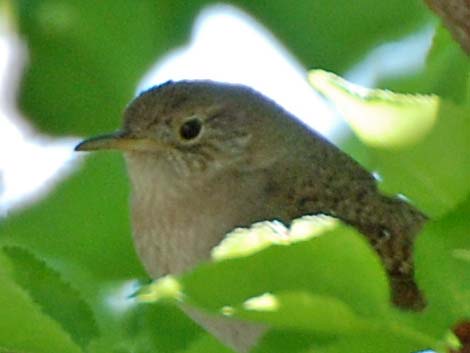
[382,26,470,103]
[2,245,99,349]
[310,70,470,217]
[11,0,202,135]
[251,329,321,353]
[414,197,470,338]
[181,333,235,353]
[310,329,439,353]
[369,101,470,217]
[117,303,202,353]
[0,251,83,353]
[421,26,470,103]
[0,154,144,281]
[238,0,431,72]
[86,295,203,353]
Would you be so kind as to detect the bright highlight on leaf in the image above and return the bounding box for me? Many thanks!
[290,215,338,241]
[211,221,287,261]
[243,293,280,312]
[211,216,338,261]
[237,291,363,334]
[220,306,236,316]
[135,275,183,303]
[308,69,439,149]
[452,249,470,263]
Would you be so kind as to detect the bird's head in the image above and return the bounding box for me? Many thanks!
[75,80,284,178]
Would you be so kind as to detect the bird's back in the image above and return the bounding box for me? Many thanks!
[262,120,427,308]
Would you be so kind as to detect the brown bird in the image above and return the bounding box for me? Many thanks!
[76,80,427,352]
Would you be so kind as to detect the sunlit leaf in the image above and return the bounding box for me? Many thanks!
[136,275,183,303]
[211,216,337,261]
[211,221,288,261]
[309,69,439,149]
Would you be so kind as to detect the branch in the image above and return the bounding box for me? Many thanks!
[424,0,470,54]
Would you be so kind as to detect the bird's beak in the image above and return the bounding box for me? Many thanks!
[75,131,157,152]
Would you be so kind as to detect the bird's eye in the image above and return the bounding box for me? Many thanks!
[179,118,203,141]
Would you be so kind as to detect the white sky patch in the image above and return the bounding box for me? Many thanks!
[104,279,140,314]
[0,24,79,216]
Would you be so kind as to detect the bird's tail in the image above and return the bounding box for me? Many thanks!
[358,195,427,310]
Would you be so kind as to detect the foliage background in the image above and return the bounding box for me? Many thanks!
[0,1,468,353]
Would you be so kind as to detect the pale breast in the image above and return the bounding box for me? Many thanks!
[127,155,274,277]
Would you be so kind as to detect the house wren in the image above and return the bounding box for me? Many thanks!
[76,80,427,352]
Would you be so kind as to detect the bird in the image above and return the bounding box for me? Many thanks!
[76,80,427,352]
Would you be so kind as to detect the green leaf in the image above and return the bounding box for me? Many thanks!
[181,334,235,353]
[0,154,144,281]
[1,246,99,349]
[414,197,470,338]
[309,69,470,217]
[310,329,439,353]
[235,291,364,334]
[86,300,204,353]
[180,222,389,319]
[367,101,470,217]
[309,69,439,149]
[382,26,470,103]
[11,0,201,135]
[251,329,321,353]
[0,251,83,353]
[118,303,203,353]
[238,0,431,72]
[420,26,470,103]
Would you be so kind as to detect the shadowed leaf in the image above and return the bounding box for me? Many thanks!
[0,251,83,353]
[2,246,99,349]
